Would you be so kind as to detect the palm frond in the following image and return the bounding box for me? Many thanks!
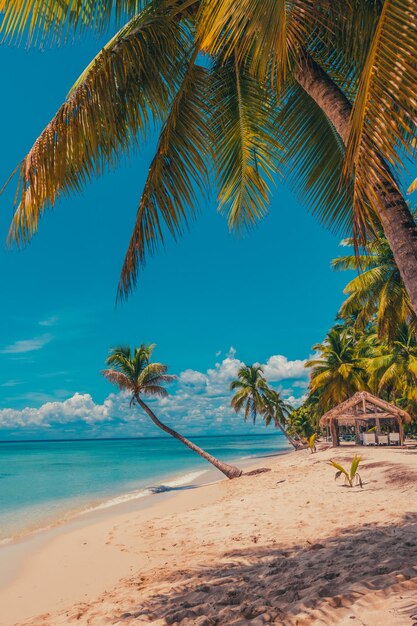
[408,176,417,194]
[308,1,382,98]
[278,83,353,234]
[198,0,319,90]
[6,7,189,245]
[106,346,136,378]
[331,254,376,272]
[141,384,169,397]
[101,369,133,391]
[343,0,417,227]
[118,54,211,298]
[0,0,144,46]
[211,57,282,231]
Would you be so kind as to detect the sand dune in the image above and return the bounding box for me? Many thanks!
[3,444,417,625]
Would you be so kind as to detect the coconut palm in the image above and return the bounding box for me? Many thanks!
[230,365,300,448]
[2,2,417,317]
[332,235,416,343]
[261,387,302,449]
[102,343,242,479]
[364,324,417,408]
[230,365,269,423]
[306,327,368,413]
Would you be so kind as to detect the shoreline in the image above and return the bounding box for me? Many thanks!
[0,435,291,546]
[0,449,291,620]
[2,444,417,625]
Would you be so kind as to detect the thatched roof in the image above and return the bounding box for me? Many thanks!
[319,391,411,426]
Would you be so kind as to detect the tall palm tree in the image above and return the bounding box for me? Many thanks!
[2,1,417,317]
[102,343,242,479]
[332,235,416,342]
[306,327,368,413]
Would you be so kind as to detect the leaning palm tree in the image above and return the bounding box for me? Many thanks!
[2,2,417,317]
[230,365,300,448]
[261,387,303,450]
[102,343,242,479]
[332,234,416,343]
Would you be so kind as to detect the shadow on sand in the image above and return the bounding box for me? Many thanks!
[113,513,417,625]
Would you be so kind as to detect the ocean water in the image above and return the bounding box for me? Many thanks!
[0,434,289,542]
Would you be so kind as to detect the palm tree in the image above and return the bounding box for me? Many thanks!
[306,327,368,413]
[364,324,417,408]
[332,235,416,342]
[261,387,303,449]
[1,2,417,315]
[230,365,300,448]
[230,365,269,423]
[102,343,242,479]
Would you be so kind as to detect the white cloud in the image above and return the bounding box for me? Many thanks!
[179,369,208,388]
[261,354,308,381]
[1,379,21,387]
[0,392,116,428]
[0,334,52,354]
[0,349,309,435]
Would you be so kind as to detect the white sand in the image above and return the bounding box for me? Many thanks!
[1,444,417,625]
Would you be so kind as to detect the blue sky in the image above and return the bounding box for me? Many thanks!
[0,29,351,439]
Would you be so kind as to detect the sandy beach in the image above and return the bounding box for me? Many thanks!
[2,444,417,626]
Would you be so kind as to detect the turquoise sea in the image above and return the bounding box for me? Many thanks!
[0,434,289,542]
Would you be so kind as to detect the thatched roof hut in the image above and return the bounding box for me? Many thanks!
[320,391,411,447]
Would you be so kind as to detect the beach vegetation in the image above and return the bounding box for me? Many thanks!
[296,223,417,436]
[306,327,368,414]
[286,404,317,439]
[102,343,242,479]
[2,1,417,320]
[330,455,363,488]
[332,231,416,344]
[307,433,317,454]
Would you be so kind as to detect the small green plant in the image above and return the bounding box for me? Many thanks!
[307,433,317,453]
[329,455,363,488]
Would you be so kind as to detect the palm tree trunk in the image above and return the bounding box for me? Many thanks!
[295,53,417,319]
[136,396,242,479]
[275,421,305,450]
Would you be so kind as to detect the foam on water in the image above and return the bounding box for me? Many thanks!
[86,469,208,512]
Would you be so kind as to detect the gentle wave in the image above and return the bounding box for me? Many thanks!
[80,469,209,513]
[0,469,209,545]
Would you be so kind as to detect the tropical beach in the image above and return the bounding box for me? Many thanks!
[1,443,417,626]
[1,1,417,625]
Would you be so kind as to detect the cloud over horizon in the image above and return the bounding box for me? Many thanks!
[0,349,309,438]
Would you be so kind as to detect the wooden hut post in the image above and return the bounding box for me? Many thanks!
[330,419,340,447]
[375,416,381,444]
[398,418,405,446]
[354,420,361,445]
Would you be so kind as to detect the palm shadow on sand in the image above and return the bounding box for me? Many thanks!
[112,513,417,625]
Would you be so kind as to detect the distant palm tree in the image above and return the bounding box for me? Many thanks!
[230,365,269,423]
[332,235,416,342]
[306,328,368,412]
[230,365,300,448]
[262,388,302,449]
[102,344,242,479]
